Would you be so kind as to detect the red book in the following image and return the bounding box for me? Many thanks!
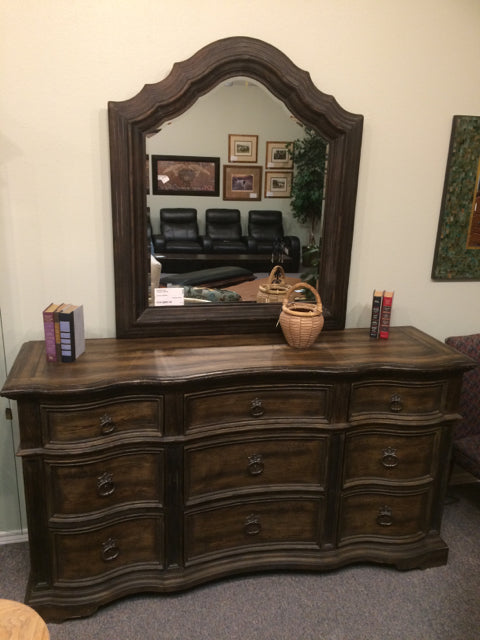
[42,303,60,362]
[379,291,394,339]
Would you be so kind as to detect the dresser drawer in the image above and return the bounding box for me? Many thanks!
[185,385,331,431]
[338,489,431,544]
[185,437,328,502]
[53,516,164,581]
[41,396,163,443]
[349,381,445,419]
[47,450,164,516]
[185,499,323,562]
[343,429,440,485]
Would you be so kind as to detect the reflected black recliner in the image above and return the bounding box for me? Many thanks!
[203,209,251,253]
[247,210,300,271]
[154,208,205,253]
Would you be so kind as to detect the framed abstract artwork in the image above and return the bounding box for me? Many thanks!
[151,155,220,196]
[432,115,480,280]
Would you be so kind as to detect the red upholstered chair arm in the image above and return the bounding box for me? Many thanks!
[445,334,480,439]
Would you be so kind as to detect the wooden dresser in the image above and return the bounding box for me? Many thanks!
[1,326,474,621]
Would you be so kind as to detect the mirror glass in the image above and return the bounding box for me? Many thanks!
[108,37,363,338]
[146,78,327,305]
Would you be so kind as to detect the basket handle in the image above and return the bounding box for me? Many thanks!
[282,282,322,312]
[267,265,286,285]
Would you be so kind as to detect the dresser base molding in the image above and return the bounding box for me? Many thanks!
[26,536,449,622]
[1,327,474,621]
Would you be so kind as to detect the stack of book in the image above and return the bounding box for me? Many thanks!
[42,303,85,363]
[369,290,394,339]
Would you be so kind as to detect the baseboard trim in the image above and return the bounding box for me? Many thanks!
[0,530,28,545]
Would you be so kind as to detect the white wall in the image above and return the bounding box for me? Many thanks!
[0,316,25,538]
[1,1,480,531]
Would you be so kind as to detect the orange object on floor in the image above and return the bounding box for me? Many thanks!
[0,599,49,640]
[230,274,301,302]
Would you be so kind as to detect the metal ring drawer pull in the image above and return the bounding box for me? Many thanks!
[250,398,265,418]
[381,447,399,469]
[97,471,116,497]
[247,454,264,476]
[101,537,120,562]
[100,413,116,435]
[244,514,262,536]
[390,394,403,413]
[376,505,393,527]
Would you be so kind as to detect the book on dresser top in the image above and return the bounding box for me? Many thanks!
[43,302,85,362]
[53,303,69,360]
[379,290,394,339]
[369,289,383,339]
[59,304,85,362]
[42,303,60,362]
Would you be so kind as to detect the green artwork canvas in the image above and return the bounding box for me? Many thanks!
[432,115,480,280]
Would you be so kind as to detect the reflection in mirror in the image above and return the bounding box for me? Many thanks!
[108,36,363,338]
[145,79,328,306]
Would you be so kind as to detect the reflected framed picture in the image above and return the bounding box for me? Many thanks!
[265,141,293,169]
[151,155,220,196]
[264,171,292,198]
[223,165,262,201]
[432,115,480,280]
[228,134,258,163]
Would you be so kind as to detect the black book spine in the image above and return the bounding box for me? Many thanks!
[369,290,383,339]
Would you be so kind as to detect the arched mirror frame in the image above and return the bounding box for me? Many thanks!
[108,36,363,338]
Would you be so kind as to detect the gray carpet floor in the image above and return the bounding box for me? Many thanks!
[1,484,480,640]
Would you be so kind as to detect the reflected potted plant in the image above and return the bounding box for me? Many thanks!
[287,127,328,287]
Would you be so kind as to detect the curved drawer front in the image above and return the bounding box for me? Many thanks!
[53,516,164,582]
[338,489,431,544]
[349,381,445,420]
[185,385,332,432]
[47,450,165,516]
[185,437,328,502]
[41,395,164,443]
[343,429,440,485]
[185,498,323,562]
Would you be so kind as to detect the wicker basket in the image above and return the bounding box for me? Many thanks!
[279,282,324,348]
[256,266,290,304]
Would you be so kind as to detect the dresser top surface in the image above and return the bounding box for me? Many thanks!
[1,326,475,397]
